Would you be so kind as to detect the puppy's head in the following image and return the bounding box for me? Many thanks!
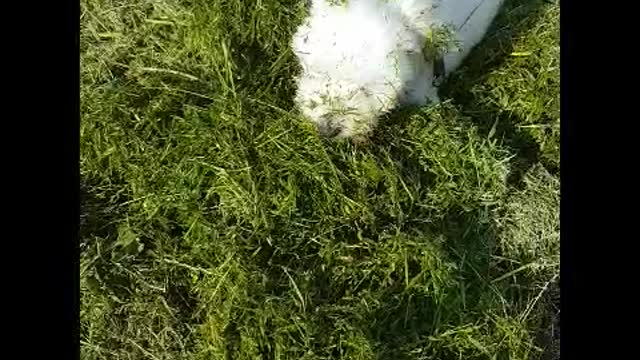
[295,75,399,139]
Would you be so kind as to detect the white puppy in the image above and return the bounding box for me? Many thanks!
[292,0,504,140]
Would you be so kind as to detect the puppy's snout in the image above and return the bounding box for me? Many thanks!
[317,122,343,138]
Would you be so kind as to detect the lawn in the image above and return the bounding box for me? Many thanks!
[80,0,560,359]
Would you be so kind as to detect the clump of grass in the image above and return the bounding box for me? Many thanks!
[422,24,462,62]
[444,0,560,172]
[81,0,559,359]
[497,164,559,267]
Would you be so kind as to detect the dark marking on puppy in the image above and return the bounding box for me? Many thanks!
[351,134,370,146]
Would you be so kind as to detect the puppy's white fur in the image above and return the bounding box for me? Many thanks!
[292,0,504,139]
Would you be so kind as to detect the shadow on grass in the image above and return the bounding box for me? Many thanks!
[441,0,555,186]
[238,207,500,359]
[81,177,202,355]
[365,212,502,359]
[79,177,137,302]
[80,177,129,249]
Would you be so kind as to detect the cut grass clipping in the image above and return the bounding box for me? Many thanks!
[81,0,559,359]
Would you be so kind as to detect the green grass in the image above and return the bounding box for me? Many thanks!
[80,0,560,359]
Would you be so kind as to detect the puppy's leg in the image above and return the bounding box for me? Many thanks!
[399,53,441,106]
[404,76,440,105]
[443,0,505,74]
